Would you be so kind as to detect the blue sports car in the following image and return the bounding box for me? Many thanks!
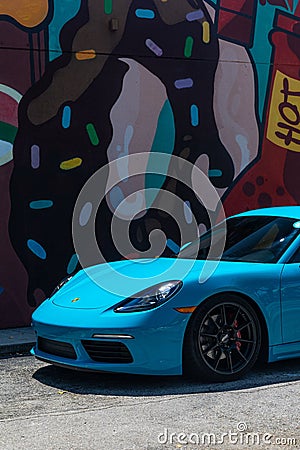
[32,206,300,382]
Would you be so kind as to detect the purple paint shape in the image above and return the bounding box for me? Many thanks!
[174,78,194,89]
[31,145,40,169]
[186,9,204,21]
[145,39,163,56]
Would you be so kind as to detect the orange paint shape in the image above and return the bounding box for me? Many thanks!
[75,50,97,61]
[0,0,49,28]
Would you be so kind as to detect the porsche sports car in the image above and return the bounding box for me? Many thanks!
[31,206,300,382]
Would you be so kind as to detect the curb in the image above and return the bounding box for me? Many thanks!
[0,327,36,356]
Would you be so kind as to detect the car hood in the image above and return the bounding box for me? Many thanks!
[51,257,202,310]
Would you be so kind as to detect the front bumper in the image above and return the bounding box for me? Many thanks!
[31,301,190,375]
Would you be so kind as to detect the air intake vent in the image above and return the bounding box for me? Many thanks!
[38,337,77,360]
[82,340,133,363]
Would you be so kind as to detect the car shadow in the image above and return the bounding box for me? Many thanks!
[32,358,300,396]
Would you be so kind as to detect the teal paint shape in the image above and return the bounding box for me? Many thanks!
[135,9,155,19]
[145,100,175,209]
[62,105,71,128]
[166,238,180,254]
[208,169,222,177]
[249,3,275,120]
[67,254,79,274]
[27,239,47,260]
[48,0,81,60]
[29,200,54,209]
[190,104,199,126]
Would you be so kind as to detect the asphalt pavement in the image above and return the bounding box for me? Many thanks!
[0,354,299,449]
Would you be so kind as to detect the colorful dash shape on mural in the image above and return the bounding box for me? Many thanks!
[75,50,96,61]
[60,157,82,170]
[31,145,40,169]
[198,223,207,236]
[202,21,210,44]
[174,78,194,89]
[183,200,193,224]
[135,9,155,19]
[67,253,79,274]
[27,239,47,260]
[186,9,204,22]
[86,123,99,146]
[29,200,54,209]
[190,104,199,126]
[184,36,194,58]
[79,202,93,226]
[166,238,180,254]
[62,106,71,129]
[145,39,163,56]
[104,0,112,15]
[208,169,223,177]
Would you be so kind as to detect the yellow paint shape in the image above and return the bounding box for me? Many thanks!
[202,21,210,44]
[60,158,82,170]
[75,50,97,61]
[267,70,300,152]
[0,0,49,28]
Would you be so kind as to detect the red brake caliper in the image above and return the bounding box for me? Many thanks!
[233,319,242,351]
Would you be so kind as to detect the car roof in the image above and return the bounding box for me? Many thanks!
[232,206,300,220]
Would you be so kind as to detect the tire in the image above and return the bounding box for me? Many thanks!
[183,294,262,382]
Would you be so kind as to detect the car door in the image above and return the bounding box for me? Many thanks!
[281,246,300,343]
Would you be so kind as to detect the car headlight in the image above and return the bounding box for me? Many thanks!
[114,280,183,313]
[50,276,73,297]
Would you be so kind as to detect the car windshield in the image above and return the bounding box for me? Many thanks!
[177,216,300,263]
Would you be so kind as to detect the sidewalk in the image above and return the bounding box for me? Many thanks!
[0,327,36,355]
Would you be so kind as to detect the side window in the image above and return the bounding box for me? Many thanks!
[289,247,300,263]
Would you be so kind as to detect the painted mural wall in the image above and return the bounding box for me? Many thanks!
[1,0,300,328]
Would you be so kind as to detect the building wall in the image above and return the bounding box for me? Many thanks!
[1,0,300,328]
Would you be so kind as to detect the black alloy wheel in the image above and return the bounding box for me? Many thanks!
[183,294,262,382]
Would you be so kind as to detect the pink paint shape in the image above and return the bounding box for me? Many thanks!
[0,92,18,127]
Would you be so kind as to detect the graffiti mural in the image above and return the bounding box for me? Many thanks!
[0,0,53,327]
[0,0,300,327]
